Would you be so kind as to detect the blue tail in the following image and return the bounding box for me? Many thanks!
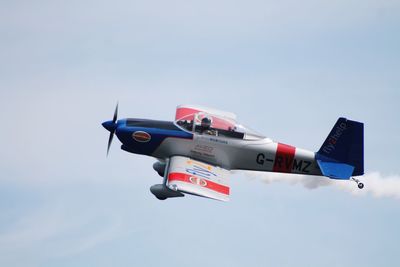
[316,118,364,180]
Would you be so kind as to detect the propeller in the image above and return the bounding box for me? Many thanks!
[102,103,118,156]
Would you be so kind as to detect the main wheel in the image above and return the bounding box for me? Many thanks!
[358,183,364,189]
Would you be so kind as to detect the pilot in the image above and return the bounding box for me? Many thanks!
[201,117,216,135]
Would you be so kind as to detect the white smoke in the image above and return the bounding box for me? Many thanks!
[238,171,400,199]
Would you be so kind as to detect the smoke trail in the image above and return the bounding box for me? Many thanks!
[238,171,400,199]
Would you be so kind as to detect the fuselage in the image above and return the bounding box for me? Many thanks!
[111,118,323,177]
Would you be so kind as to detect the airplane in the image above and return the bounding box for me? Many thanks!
[102,104,364,201]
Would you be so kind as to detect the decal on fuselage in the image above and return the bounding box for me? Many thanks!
[190,144,215,159]
[291,159,311,173]
[132,131,151,142]
[256,153,311,173]
[197,135,228,145]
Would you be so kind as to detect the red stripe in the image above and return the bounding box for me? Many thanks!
[168,172,230,195]
[273,143,296,173]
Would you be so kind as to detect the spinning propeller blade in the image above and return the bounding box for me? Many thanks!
[107,130,114,156]
[113,102,118,123]
[102,103,119,156]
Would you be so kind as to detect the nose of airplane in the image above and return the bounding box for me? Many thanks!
[102,120,117,133]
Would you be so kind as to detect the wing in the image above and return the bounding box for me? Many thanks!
[167,156,230,201]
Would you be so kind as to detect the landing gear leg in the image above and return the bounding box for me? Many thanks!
[351,177,364,189]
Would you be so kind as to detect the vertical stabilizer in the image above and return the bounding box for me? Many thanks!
[316,118,364,179]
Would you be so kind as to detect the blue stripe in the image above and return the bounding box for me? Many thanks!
[116,122,193,156]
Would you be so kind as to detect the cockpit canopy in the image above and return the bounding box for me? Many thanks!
[175,105,264,140]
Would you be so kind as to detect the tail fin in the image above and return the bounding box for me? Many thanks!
[316,118,364,179]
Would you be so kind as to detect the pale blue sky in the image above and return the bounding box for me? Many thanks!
[1,1,400,266]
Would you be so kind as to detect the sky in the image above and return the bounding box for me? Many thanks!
[1,0,400,266]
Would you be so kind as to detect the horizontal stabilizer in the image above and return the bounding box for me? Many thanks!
[316,160,355,180]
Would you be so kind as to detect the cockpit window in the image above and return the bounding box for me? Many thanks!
[175,111,264,140]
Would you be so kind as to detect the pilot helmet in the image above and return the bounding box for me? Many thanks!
[201,117,212,129]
